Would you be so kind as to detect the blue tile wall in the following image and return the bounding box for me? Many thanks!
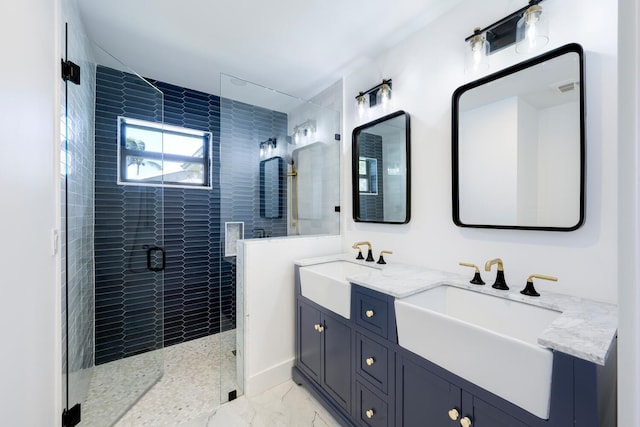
[220,98,288,240]
[94,66,165,364]
[359,132,384,220]
[95,66,288,364]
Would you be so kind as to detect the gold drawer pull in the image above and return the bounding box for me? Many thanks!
[448,408,460,420]
[314,324,324,333]
[365,309,375,318]
[460,416,472,427]
[365,409,375,419]
[366,357,375,366]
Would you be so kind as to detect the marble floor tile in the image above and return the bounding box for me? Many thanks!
[177,381,340,427]
[81,330,336,426]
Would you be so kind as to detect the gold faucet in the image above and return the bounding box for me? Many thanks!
[352,241,372,250]
[484,258,504,272]
[485,258,509,290]
[352,241,374,262]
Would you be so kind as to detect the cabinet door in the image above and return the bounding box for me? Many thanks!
[397,356,460,427]
[322,312,352,412]
[469,395,529,427]
[298,302,322,383]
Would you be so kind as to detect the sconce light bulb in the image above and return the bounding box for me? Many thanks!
[259,145,264,157]
[356,93,367,116]
[380,84,391,106]
[267,143,273,156]
[465,32,489,74]
[516,4,548,54]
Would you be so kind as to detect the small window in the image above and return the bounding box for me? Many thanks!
[117,117,212,188]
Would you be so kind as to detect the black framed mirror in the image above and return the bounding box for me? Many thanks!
[260,156,284,219]
[452,43,585,231]
[352,110,410,224]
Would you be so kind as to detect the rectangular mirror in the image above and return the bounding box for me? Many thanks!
[452,43,585,231]
[352,110,410,224]
[260,156,284,219]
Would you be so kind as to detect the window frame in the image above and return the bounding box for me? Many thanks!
[358,156,378,195]
[117,116,213,189]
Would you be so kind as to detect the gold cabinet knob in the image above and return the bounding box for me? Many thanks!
[460,416,472,427]
[366,357,375,366]
[314,324,320,331]
[365,409,375,419]
[365,309,375,318]
[448,408,460,420]
[317,325,324,333]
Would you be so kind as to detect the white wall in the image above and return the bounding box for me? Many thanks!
[537,101,581,226]
[617,0,640,423]
[239,235,341,396]
[516,97,538,224]
[459,96,519,224]
[0,0,61,425]
[342,0,618,304]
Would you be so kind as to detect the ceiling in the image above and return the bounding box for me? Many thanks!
[77,0,463,100]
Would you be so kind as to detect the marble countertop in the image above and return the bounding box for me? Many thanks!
[294,254,618,366]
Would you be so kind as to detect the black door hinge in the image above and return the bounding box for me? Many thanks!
[334,133,341,141]
[61,59,81,85]
[62,403,81,427]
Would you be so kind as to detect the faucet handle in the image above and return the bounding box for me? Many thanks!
[377,250,393,265]
[521,274,558,297]
[458,262,485,285]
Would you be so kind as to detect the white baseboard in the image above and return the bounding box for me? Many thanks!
[245,357,294,397]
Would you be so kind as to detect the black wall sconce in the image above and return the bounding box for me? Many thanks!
[355,79,392,116]
[465,0,549,73]
[259,137,277,158]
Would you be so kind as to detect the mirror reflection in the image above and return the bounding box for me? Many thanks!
[352,111,410,224]
[453,44,584,231]
[260,156,284,219]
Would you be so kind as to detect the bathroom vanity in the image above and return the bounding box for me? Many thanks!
[292,255,617,427]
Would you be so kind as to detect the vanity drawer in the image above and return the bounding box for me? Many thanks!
[354,290,389,339]
[356,333,389,394]
[356,381,389,427]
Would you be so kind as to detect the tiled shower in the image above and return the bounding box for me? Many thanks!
[62,33,340,423]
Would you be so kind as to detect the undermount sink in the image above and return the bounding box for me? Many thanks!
[395,285,562,419]
[299,261,378,319]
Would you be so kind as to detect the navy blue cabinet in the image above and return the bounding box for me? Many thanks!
[297,301,322,383]
[294,269,612,427]
[397,352,530,427]
[323,311,352,411]
[396,354,461,426]
[296,300,352,414]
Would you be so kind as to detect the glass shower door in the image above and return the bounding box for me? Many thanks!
[62,20,166,426]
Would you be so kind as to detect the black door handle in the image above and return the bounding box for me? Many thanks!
[146,246,166,272]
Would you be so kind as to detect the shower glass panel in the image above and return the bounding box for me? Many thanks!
[61,21,96,424]
[219,74,340,402]
[62,20,165,426]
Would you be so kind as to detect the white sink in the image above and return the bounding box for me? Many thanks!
[395,285,561,419]
[299,261,378,319]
